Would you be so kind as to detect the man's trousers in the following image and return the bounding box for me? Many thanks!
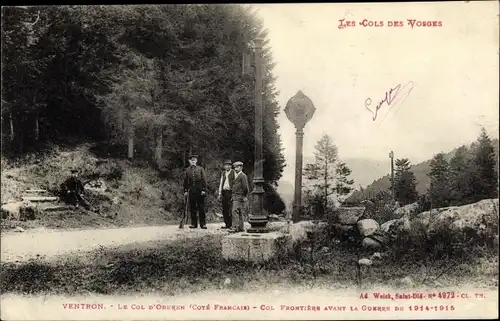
[221,190,232,228]
[189,190,206,227]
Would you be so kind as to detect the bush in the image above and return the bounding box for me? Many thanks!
[369,190,399,223]
[107,164,124,181]
[417,193,432,212]
[303,190,327,219]
[19,205,38,221]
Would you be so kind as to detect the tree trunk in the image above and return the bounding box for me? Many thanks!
[155,128,163,166]
[9,113,14,142]
[35,116,39,141]
[127,123,134,159]
[324,161,328,213]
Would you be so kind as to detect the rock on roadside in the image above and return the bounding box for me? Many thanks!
[357,219,379,237]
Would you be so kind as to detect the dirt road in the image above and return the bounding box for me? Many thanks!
[0,223,235,263]
[1,222,289,263]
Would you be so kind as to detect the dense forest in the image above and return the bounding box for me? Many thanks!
[1,5,286,184]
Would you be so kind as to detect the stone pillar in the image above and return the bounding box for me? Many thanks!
[292,127,304,222]
[284,91,316,223]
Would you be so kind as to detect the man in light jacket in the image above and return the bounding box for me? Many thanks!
[230,161,249,233]
[217,159,235,229]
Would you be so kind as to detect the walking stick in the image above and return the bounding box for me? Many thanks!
[179,192,189,228]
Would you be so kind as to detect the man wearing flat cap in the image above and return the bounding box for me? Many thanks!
[61,169,89,209]
[217,159,235,229]
[230,161,249,233]
[183,154,208,229]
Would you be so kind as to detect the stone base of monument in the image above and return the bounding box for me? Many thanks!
[222,231,290,263]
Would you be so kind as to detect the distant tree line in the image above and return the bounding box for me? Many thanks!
[427,128,498,208]
[348,128,498,210]
[2,5,285,184]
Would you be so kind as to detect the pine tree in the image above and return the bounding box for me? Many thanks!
[471,128,498,201]
[394,158,418,205]
[303,134,353,214]
[428,152,451,207]
[335,161,354,204]
[449,145,474,205]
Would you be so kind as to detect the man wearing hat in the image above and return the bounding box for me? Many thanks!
[217,159,235,229]
[183,154,208,229]
[230,161,249,233]
[61,169,89,209]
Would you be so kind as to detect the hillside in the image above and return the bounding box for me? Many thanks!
[0,144,189,230]
[1,142,288,230]
[343,158,391,188]
[346,138,499,203]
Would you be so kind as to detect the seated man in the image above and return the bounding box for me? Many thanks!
[61,169,89,209]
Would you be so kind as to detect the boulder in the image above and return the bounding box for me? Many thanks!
[380,216,411,242]
[334,207,364,225]
[362,237,382,250]
[357,219,380,237]
[358,258,372,266]
[380,219,398,233]
[368,230,390,245]
[394,202,420,217]
[84,179,108,194]
[414,198,499,237]
[1,201,30,220]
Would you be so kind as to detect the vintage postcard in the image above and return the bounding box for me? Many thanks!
[1,2,499,320]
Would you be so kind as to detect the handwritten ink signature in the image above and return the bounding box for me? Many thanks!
[365,81,415,121]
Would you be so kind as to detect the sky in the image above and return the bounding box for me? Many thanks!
[253,2,499,185]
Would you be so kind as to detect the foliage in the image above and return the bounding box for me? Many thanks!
[470,128,498,201]
[346,137,499,206]
[428,152,451,207]
[392,158,418,206]
[303,134,353,217]
[370,190,400,223]
[423,128,498,208]
[1,5,285,184]
[448,145,475,204]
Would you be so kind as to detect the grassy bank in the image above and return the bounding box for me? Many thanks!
[1,144,223,231]
[1,234,497,296]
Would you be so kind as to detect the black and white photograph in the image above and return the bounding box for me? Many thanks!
[1,2,499,320]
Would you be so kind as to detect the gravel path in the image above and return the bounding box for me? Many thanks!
[1,223,233,263]
[1,222,288,263]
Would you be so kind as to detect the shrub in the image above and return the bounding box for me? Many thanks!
[107,164,124,181]
[370,190,399,223]
[19,205,38,221]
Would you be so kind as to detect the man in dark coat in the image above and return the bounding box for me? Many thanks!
[230,161,249,233]
[217,159,235,229]
[61,169,89,209]
[183,154,208,229]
